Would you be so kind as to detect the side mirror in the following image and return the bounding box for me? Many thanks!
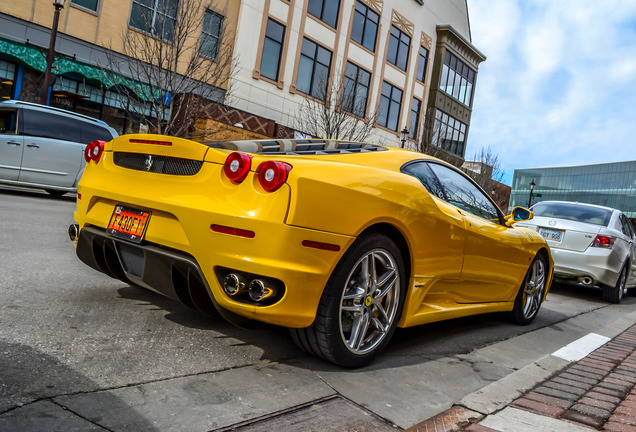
[505,206,534,227]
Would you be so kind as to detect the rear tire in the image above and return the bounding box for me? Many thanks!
[602,265,627,304]
[511,254,547,325]
[290,233,406,367]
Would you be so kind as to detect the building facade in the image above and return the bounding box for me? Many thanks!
[0,0,484,164]
[510,161,636,218]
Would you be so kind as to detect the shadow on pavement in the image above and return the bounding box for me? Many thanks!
[0,341,159,431]
[114,281,579,374]
[116,285,301,361]
[0,186,75,203]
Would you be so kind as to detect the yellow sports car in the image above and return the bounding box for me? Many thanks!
[70,135,553,367]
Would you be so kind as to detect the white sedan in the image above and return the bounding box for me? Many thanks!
[517,201,636,303]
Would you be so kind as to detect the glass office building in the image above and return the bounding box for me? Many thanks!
[510,161,636,218]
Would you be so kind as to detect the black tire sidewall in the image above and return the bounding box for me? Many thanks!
[315,233,406,367]
[512,254,547,325]
[603,264,627,304]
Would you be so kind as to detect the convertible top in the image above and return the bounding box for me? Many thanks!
[202,139,388,155]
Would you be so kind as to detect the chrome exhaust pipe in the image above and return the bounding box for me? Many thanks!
[223,274,244,296]
[581,276,593,285]
[248,279,274,301]
[68,224,79,242]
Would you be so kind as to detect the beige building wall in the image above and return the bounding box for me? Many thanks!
[0,0,481,154]
[0,0,240,89]
[232,0,474,147]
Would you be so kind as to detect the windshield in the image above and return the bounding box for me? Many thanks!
[531,202,612,226]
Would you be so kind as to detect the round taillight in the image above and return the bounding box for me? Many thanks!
[85,140,106,163]
[90,140,105,163]
[84,142,94,163]
[224,152,252,183]
[258,161,292,192]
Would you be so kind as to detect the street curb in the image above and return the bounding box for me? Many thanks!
[405,309,636,431]
[403,406,483,432]
[459,354,569,415]
[463,309,636,414]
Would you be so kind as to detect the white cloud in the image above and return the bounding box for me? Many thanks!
[466,0,636,184]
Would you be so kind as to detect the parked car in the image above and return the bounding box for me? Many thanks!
[0,100,117,196]
[69,135,553,367]
[518,201,636,303]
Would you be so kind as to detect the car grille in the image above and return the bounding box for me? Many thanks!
[113,152,203,176]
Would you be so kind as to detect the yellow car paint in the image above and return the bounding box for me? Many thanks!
[74,135,553,332]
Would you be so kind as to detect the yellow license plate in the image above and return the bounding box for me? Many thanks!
[106,205,151,243]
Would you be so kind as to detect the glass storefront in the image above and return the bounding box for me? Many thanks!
[0,38,170,136]
[510,161,636,217]
[51,75,161,135]
[0,59,16,100]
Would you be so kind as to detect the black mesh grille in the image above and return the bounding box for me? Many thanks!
[113,152,203,176]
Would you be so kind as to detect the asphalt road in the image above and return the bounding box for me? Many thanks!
[1,186,635,431]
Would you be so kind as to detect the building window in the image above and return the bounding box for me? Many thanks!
[260,19,285,81]
[200,10,223,60]
[416,46,429,82]
[434,109,467,156]
[387,26,411,71]
[341,62,371,117]
[0,60,16,101]
[440,51,475,106]
[350,1,379,52]
[129,0,179,41]
[297,38,332,100]
[408,97,421,139]
[378,82,402,131]
[71,0,99,12]
[307,0,340,28]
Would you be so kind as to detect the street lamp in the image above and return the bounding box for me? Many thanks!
[527,179,536,208]
[400,126,409,148]
[40,0,67,105]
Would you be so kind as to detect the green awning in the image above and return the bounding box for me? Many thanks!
[0,38,47,72]
[0,38,157,101]
[54,56,158,101]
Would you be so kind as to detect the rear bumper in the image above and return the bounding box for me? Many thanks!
[551,246,623,287]
[74,220,353,328]
[77,226,208,303]
[73,153,356,327]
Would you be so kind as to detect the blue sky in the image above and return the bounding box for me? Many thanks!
[466,0,636,185]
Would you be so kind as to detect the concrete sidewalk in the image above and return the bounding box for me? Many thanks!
[407,324,636,432]
[2,308,635,432]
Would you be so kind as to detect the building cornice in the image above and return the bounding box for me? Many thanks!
[436,24,486,67]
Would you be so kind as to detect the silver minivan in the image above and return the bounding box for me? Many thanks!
[0,100,117,196]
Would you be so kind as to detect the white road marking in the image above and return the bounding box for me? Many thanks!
[551,333,611,362]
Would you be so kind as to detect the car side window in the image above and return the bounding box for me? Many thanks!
[81,122,114,143]
[428,163,501,222]
[620,214,634,238]
[0,109,17,134]
[627,217,636,238]
[22,109,82,143]
[401,161,446,199]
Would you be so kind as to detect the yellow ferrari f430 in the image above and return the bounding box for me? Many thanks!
[70,135,553,367]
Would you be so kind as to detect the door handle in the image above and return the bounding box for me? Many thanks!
[6,141,21,146]
[27,144,40,148]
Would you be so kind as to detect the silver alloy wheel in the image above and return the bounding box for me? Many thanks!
[339,249,400,355]
[522,258,546,319]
